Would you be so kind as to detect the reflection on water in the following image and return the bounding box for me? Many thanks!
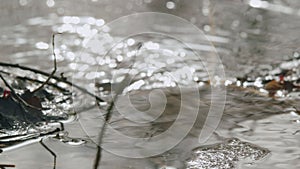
[0,0,300,169]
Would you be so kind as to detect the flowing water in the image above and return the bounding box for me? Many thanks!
[0,0,300,169]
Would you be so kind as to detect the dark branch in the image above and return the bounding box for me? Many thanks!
[32,33,59,95]
[40,139,57,169]
[0,62,104,102]
[93,42,143,169]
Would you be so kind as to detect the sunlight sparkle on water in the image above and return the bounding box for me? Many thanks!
[96,19,105,27]
[46,0,55,7]
[249,0,269,8]
[35,42,49,49]
[87,17,96,25]
[145,41,160,50]
[166,1,176,9]
[225,80,233,86]
[127,38,135,46]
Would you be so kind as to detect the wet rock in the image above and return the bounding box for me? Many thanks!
[186,138,269,169]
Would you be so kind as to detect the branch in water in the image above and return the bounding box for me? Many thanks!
[93,42,143,169]
[0,62,104,102]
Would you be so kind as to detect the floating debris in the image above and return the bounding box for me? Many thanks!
[186,138,269,169]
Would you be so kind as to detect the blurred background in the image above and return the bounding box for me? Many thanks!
[1,0,300,78]
[0,0,300,169]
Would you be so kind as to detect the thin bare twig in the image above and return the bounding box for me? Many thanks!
[0,73,39,123]
[0,33,103,102]
[0,164,15,168]
[0,34,60,112]
[0,63,104,102]
[32,33,59,95]
[93,42,143,169]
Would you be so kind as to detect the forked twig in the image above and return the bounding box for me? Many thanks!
[0,33,60,111]
[93,42,143,169]
[0,33,104,103]
[0,73,37,124]
[0,73,44,111]
[0,62,104,102]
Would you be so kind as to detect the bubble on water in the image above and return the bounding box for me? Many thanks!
[46,0,55,7]
[166,1,176,9]
[117,55,123,62]
[293,52,299,58]
[96,19,105,27]
[109,62,117,68]
[35,42,49,50]
[203,25,211,32]
[179,51,186,57]
[127,38,135,46]
[140,72,146,77]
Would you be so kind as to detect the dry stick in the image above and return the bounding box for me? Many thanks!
[1,70,72,112]
[0,164,15,168]
[0,34,62,111]
[0,73,42,111]
[0,63,104,103]
[0,73,37,125]
[31,33,58,95]
[93,42,143,169]
[14,74,69,93]
[0,33,102,102]
[40,139,57,169]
